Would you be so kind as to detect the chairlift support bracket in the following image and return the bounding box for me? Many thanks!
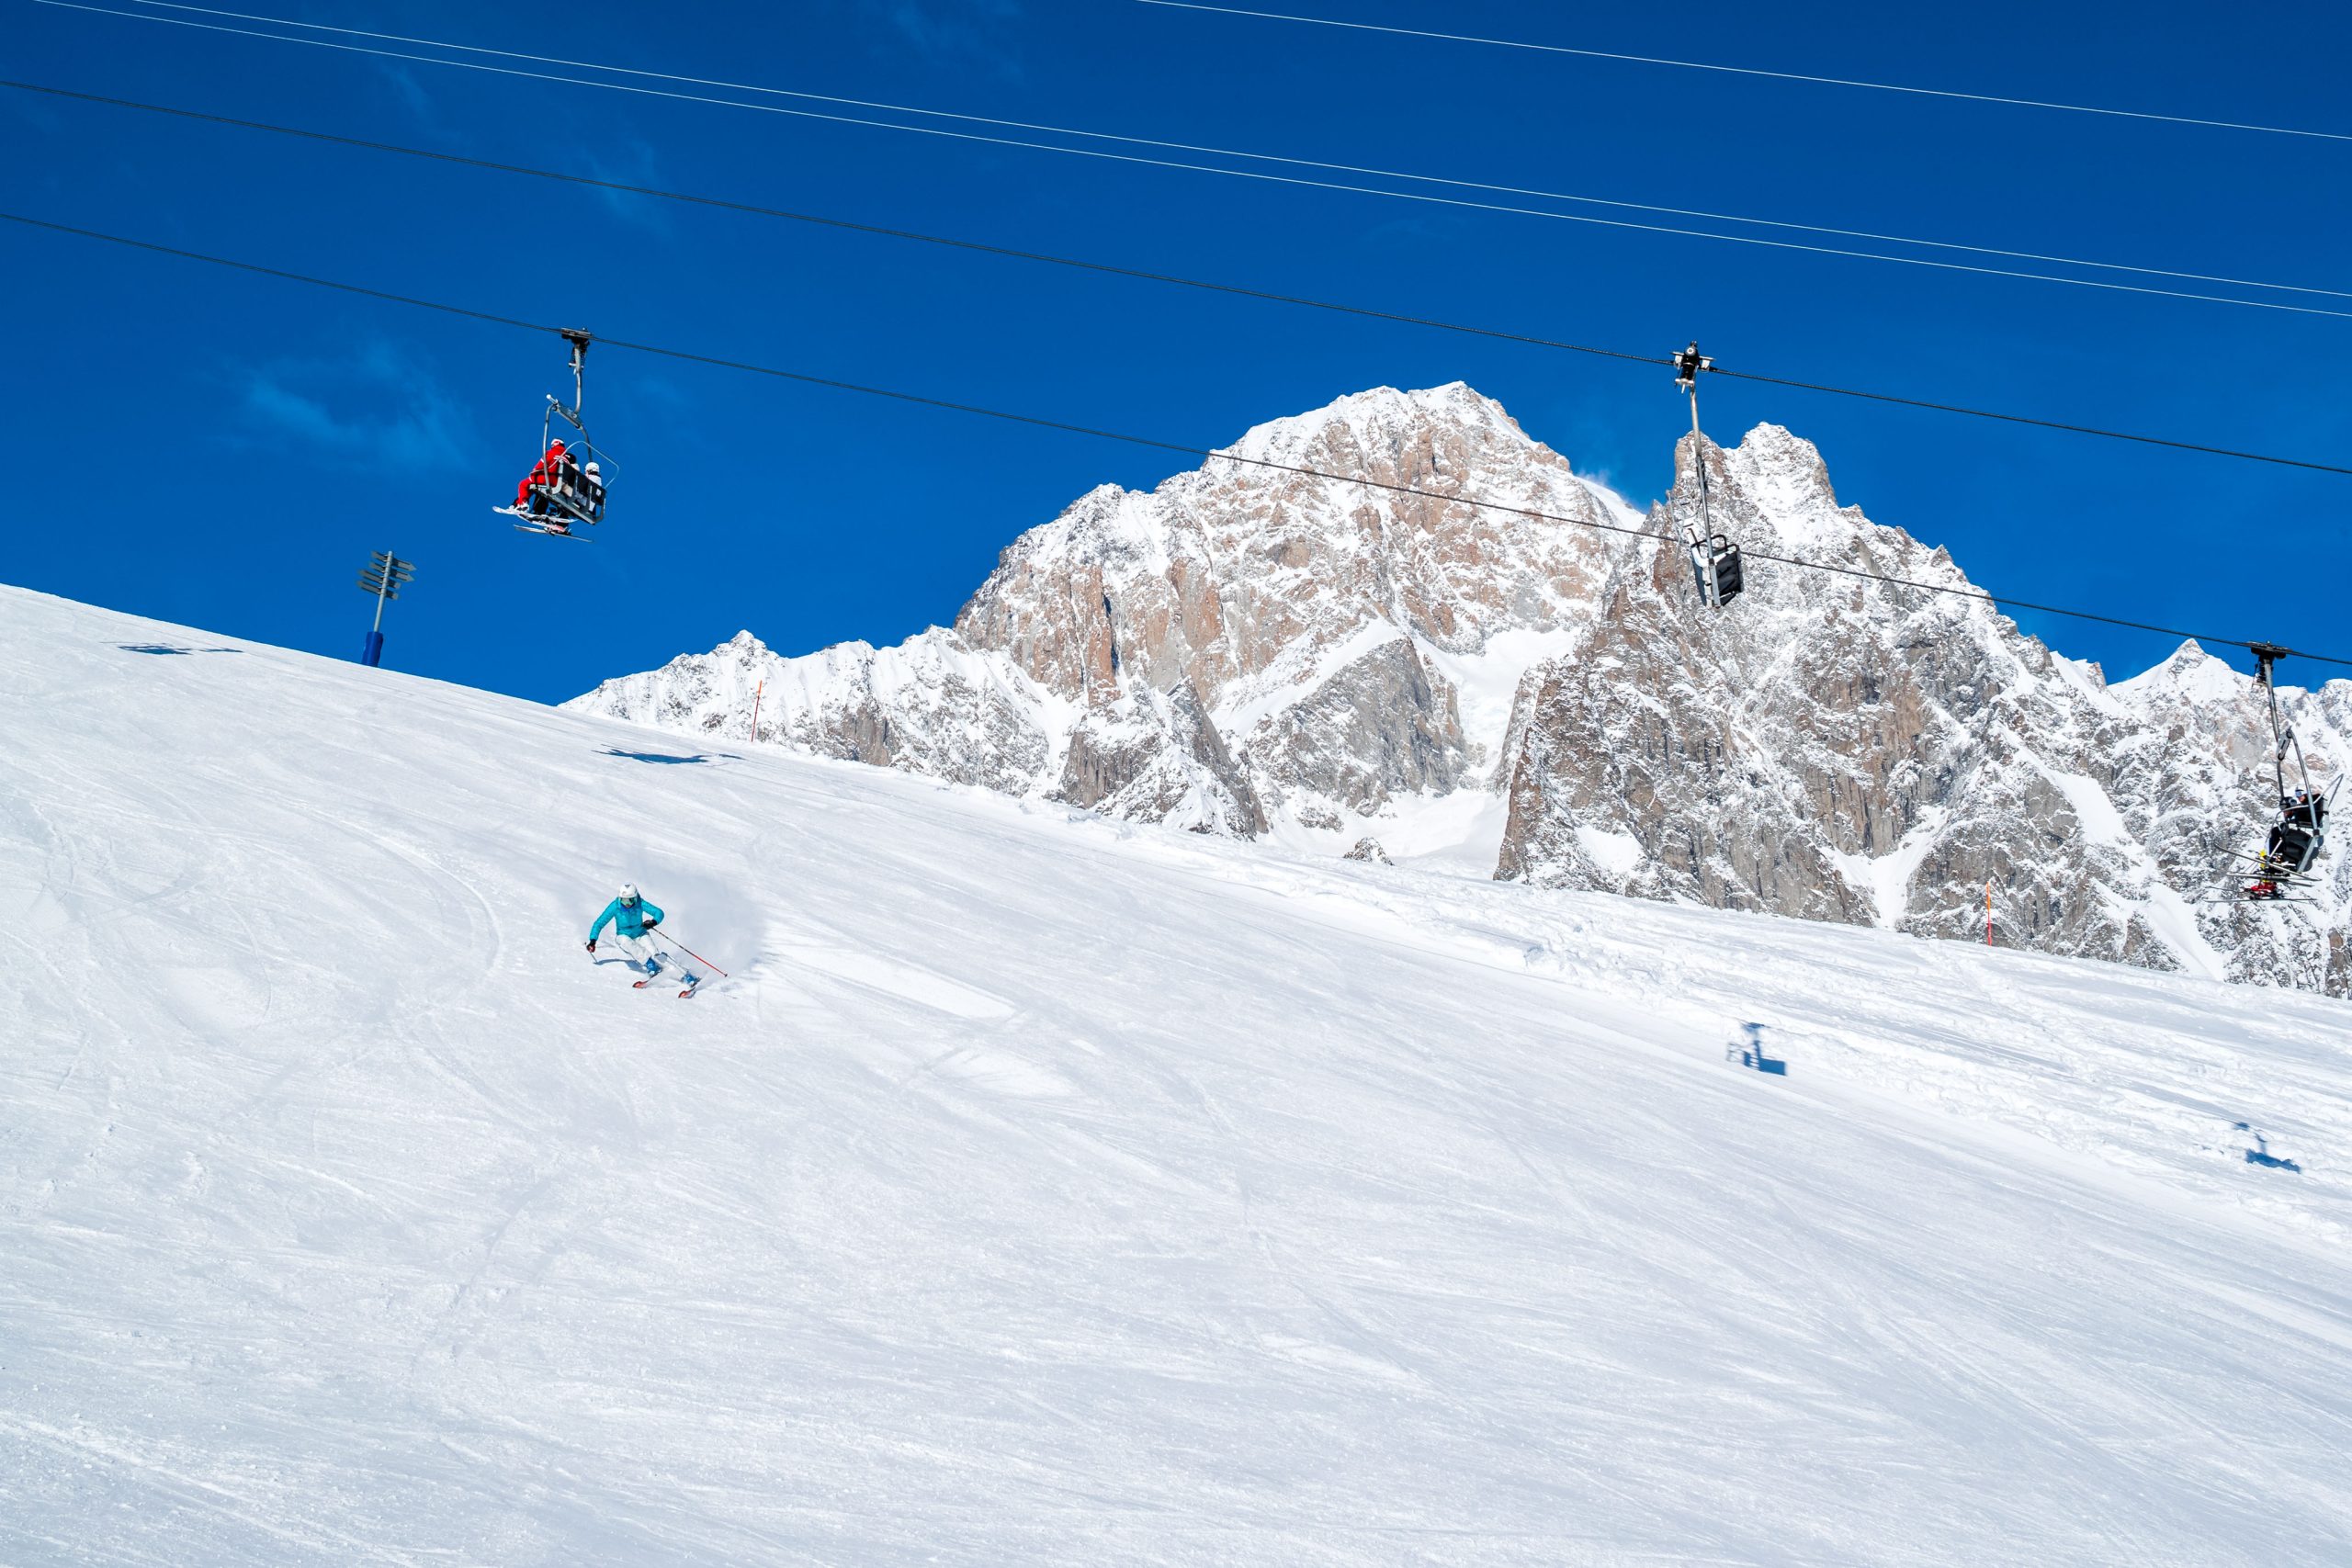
[556,327,593,425]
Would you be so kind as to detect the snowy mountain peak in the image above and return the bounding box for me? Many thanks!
[2112,639,2252,707]
[1724,421,1837,504]
[1219,381,1554,476]
[1693,421,1870,560]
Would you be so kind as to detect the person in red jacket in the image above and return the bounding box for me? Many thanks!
[514,439,569,521]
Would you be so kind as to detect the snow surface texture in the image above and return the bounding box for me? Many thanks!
[569,384,2347,996]
[8,584,2352,1565]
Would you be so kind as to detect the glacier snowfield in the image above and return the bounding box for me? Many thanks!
[4,582,2349,1567]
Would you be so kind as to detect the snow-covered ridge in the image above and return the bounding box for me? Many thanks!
[571,385,2350,995]
[10,582,2352,1562]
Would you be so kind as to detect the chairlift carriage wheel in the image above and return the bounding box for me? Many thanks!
[494,327,616,539]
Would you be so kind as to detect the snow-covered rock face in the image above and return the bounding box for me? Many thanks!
[570,383,1629,835]
[569,385,2348,994]
[1491,427,2350,997]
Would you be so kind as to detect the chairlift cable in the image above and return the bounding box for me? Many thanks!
[27,1,2352,319]
[1131,1,2352,144]
[6,79,2348,479]
[6,207,2346,671]
[1692,363,2352,473]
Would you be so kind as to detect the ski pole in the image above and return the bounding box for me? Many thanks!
[655,931,730,978]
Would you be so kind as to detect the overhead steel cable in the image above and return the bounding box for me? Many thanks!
[6,209,2342,670]
[8,77,2346,479]
[61,0,2352,305]
[1133,0,2352,144]
[29,0,2352,319]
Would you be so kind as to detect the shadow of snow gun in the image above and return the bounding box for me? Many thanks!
[601,748,716,766]
[1727,1022,1787,1076]
[2234,1122,2302,1174]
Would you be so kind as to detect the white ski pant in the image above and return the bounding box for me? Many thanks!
[614,932,688,979]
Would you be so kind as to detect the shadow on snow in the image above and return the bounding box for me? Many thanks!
[1728,1021,1788,1076]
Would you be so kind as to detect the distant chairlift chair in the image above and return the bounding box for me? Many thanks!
[1673,341,1744,611]
[2239,642,2335,899]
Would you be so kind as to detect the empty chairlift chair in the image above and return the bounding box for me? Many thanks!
[1673,341,1743,610]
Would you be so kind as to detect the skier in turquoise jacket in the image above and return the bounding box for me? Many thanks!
[585,883,696,987]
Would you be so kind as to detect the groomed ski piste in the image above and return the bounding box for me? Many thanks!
[5,581,2350,1567]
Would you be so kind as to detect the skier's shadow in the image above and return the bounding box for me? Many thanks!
[1727,1022,1788,1076]
[2235,1122,2302,1173]
[119,643,241,656]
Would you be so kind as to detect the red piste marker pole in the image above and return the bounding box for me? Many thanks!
[1985,879,1994,945]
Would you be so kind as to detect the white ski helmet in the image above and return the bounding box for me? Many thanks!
[617,882,639,904]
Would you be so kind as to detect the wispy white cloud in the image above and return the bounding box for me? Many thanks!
[369,61,469,147]
[223,337,473,473]
[869,0,1027,80]
[578,132,674,234]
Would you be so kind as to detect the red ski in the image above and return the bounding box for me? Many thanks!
[633,977,701,998]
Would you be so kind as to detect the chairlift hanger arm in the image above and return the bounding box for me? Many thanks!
[560,327,593,422]
[1673,340,1716,560]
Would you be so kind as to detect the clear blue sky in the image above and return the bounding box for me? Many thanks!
[6,0,2347,702]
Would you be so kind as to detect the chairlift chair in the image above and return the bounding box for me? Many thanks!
[494,328,616,537]
[2263,779,2335,876]
[1690,532,1745,608]
[1672,341,1743,610]
[2230,643,2335,898]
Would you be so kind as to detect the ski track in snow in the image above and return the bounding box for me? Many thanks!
[3,585,2351,1566]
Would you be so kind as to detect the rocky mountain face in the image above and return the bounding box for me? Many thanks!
[568,384,2346,994]
[571,385,1629,835]
[1490,427,2346,995]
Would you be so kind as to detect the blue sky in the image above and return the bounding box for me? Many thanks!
[5,0,2348,702]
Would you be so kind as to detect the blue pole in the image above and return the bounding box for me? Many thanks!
[362,629,385,668]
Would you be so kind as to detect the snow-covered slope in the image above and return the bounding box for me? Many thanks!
[8,583,2352,1566]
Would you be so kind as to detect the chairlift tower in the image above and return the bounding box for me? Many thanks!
[356,550,415,668]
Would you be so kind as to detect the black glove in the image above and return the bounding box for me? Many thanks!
[586,939,598,953]
[643,918,659,930]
